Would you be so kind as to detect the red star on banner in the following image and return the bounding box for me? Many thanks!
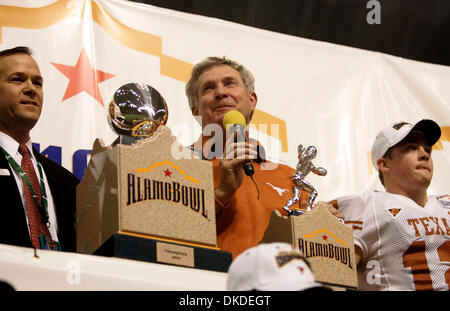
[298,267,304,273]
[322,235,328,241]
[164,169,172,177]
[51,48,115,106]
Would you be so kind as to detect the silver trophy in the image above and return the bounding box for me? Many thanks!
[283,144,327,216]
[107,82,168,143]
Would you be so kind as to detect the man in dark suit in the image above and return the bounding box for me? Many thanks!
[0,46,78,252]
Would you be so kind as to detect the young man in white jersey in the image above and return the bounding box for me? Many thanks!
[332,119,449,290]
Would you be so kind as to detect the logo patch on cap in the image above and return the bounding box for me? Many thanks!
[275,251,303,268]
[392,122,411,130]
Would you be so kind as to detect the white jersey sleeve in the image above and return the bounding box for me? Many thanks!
[332,194,368,257]
[334,191,450,291]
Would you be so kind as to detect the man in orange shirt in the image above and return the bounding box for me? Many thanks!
[185,57,339,259]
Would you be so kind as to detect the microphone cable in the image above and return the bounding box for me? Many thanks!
[250,174,260,200]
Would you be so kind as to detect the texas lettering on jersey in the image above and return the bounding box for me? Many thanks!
[407,217,450,237]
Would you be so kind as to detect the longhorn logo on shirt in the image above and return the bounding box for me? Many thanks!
[266,182,289,196]
[387,208,402,217]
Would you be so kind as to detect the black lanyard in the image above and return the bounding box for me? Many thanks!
[0,146,49,226]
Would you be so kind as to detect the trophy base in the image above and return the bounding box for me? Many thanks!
[260,206,358,289]
[93,233,232,273]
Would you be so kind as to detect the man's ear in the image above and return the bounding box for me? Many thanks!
[247,92,258,122]
[191,106,198,116]
[249,92,257,112]
[377,158,389,174]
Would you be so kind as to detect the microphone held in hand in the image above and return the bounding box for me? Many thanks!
[222,110,255,176]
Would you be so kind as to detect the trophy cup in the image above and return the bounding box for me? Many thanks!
[261,144,357,289]
[76,83,230,272]
[107,82,168,144]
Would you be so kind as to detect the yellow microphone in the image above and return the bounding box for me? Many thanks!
[222,110,255,176]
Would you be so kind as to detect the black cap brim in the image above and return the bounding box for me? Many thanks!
[409,119,441,146]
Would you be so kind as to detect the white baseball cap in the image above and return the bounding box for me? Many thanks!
[226,242,325,291]
[371,119,441,171]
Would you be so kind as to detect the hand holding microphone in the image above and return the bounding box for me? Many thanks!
[222,110,255,176]
[214,110,260,205]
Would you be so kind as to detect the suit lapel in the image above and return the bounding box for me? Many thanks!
[0,152,32,247]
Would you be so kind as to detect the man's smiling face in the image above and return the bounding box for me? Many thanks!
[192,64,257,128]
[0,53,43,135]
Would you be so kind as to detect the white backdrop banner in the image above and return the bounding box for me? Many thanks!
[0,0,448,202]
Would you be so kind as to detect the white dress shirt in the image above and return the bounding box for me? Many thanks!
[0,131,59,242]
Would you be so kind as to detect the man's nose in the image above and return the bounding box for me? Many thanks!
[23,80,37,97]
[418,146,430,161]
[215,84,227,98]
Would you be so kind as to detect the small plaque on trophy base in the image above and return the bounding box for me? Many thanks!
[260,204,357,289]
[94,233,232,273]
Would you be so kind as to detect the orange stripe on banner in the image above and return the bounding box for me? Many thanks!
[0,1,290,152]
[433,126,450,150]
[160,54,193,83]
[367,150,374,174]
[0,0,84,43]
[91,1,162,57]
[91,2,193,82]
[250,109,289,153]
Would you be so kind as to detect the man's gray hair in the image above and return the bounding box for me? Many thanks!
[185,56,255,110]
